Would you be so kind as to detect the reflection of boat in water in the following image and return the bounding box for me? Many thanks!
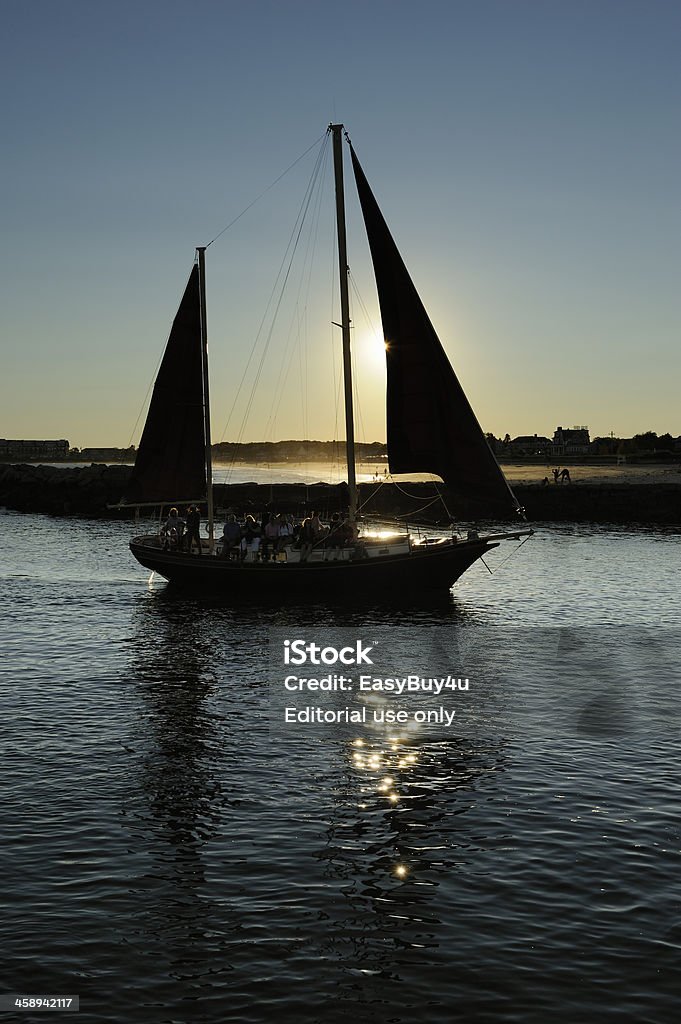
[126,124,531,596]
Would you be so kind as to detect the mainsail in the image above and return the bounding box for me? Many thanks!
[350,144,520,518]
[124,264,207,505]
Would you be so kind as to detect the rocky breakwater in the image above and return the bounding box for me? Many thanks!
[512,481,681,525]
[355,479,681,525]
[0,465,351,519]
[1,464,680,524]
[0,463,133,516]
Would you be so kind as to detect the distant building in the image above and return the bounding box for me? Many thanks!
[506,434,552,457]
[0,439,70,460]
[552,426,590,456]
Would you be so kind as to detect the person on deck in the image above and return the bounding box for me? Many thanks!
[241,515,261,561]
[342,517,358,546]
[221,514,242,559]
[325,513,343,560]
[185,505,202,555]
[263,515,280,561]
[161,508,184,551]
[310,511,324,543]
[299,516,314,562]
[277,515,293,555]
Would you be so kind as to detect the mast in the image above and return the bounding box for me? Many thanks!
[330,124,358,521]
[197,246,214,549]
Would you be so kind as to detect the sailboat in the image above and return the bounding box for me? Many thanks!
[126,125,531,595]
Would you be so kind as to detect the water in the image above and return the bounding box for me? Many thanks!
[2,511,680,1023]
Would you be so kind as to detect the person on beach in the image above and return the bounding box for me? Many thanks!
[560,468,571,484]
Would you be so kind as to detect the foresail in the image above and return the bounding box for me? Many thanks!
[124,264,206,506]
[349,144,520,518]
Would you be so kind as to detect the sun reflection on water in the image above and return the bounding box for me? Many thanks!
[347,731,428,880]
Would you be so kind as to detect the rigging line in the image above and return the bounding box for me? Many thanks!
[356,478,386,513]
[229,139,329,463]
[264,140,330,440]
[218,135,329,458]
[392,479,442,500]
[264,299,305,441]
[301,307,308,441]
[348,289,368,448]
[390,497,443,519]
[391,478,462,523]
[348,270,379,338]
[206,132,327,248]
[300,141,331,441]
[356,484,443,520]
[486,532,533,575]
[329,203,342,453]
[359,493,442,519]
[296,308,308,442]
[329,374,345,486]
[241,163,325,438]
[234,136,328,434]
[433,480,455,521]
[346,275,381,464]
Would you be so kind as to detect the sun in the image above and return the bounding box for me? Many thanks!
[356,328,387,372]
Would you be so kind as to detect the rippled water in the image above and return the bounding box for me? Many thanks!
[2,511,680,1023]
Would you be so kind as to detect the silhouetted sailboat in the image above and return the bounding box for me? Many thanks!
[127,125,531,595]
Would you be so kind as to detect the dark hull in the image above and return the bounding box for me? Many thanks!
[129,536,498,598]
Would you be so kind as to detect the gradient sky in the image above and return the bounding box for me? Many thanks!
[2,0,680,448]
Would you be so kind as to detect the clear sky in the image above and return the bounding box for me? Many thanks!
[2,0,679,448]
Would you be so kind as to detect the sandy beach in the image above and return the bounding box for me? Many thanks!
[358,462,681,488]
[499,463,681,486]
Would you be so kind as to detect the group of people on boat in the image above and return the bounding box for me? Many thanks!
[161,507,358,561]
[161,505,203,554]
[221,511,296,561]
[222,510,359,561]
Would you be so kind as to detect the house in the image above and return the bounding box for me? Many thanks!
[506,434,553,457]
[552,426,590,456]
[0,439,70,460]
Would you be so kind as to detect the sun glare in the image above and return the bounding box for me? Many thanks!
[357,328,387,371]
